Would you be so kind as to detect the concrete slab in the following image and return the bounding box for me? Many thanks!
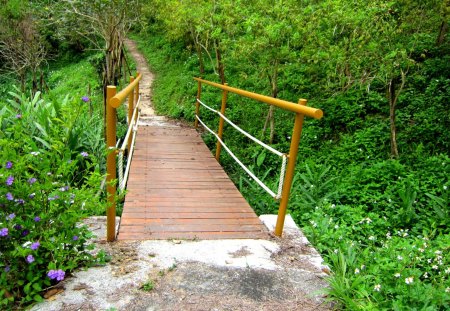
[31,214,330,311]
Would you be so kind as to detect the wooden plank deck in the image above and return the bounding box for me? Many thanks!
[117,125,269,240]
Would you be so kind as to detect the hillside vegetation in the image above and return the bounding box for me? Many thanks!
[1,0,449,309]
[135,1,449,309]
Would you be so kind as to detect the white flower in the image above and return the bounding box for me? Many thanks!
[354,268,360,274]
[445,268,450,274]
[334,224,339,229]
[444,185,448,190]
[369,236,375,241]
[22,241,32,248]
[432,265,438,270]
[333,249,338,254]
[419,248,425,253]
[394,273,401,278]
[435,250,442,255]
[30,151,40,156]
[446,287,450,293]
[405,277,414,284]
[374,284,381,292]
[331,204,336,208]
[397,255,403,261]
[423,272,429,279]
[310,220,317,228]
[361,265,366,270]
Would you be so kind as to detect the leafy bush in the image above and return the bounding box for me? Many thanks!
[0,91,105,308]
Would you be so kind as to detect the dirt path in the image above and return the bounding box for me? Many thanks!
[124,38,155,117]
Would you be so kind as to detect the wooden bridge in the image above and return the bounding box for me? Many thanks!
[104,75,323,241]
[117,125,269,240]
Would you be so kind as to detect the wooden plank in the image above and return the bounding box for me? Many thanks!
[120,213,258,222]
[117,232,268,240]
[119,218,263,225]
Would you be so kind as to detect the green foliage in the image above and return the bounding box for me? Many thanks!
[0,91,106,308]
[140,280,154,291]
[135,0,450,309]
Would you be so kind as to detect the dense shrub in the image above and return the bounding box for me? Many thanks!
[0,92,105,308]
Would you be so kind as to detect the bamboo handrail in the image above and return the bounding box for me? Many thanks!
[194,77,323,237]
[193,77,323,119]
[110,73,142,108]
[105,72,141,242]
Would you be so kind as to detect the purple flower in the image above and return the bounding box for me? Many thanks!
[4,266,10,272]
[33,239,42,247]
[47,269,65,281]
[6,175,14,186]
[72,236,79,241]
[16,199,25,205]
[0,228,8,237]
[60,186,69,192]
[5,161,12,169]
[14,224,22,230]
[6,193,13,201]
[34,216,41,222]
[29,193,36,199]
[7,213,15,220]
[80,151,89,157]
[81,96,89,102]
[22,229,29,237]
[31,242,40,250]
[48,195,60,201]
[28,177,37,184]
[16,114,22,119]
[26,255,34,263]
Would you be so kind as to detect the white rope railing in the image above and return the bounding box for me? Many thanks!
[118,95,141,191]
[196,98,288,199]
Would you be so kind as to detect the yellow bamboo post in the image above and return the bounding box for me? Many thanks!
[134,72,140,105]
[215,84,228,161]
[194,79,202,128]
[127,76,135,151]
[274,99,307,237]
[106,86,117,242]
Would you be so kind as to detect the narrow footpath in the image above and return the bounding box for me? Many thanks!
[32,39,331,311]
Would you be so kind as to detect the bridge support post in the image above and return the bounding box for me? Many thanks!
[215,84,228,161]
[106,86,117,242]
[194,79,202,128]
[127,76,135,151]
[274,99,307,237]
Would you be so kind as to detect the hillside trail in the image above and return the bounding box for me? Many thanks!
[124,38,170,126]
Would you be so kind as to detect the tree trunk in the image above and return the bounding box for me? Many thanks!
[196,42,205,76]
[262,64,278,144]
[388,79,399,158]
[436,20,448,46]
[214,40,226,84]
[387,71,406,159]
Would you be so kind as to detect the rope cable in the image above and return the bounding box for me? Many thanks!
[196,98,289,200]
[197,99,283,157]
[196,115,278,198]
[117,95,141,191]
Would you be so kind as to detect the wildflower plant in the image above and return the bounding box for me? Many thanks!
[0,92,105,308]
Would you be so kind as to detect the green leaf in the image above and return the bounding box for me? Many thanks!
[257,151,266,167]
